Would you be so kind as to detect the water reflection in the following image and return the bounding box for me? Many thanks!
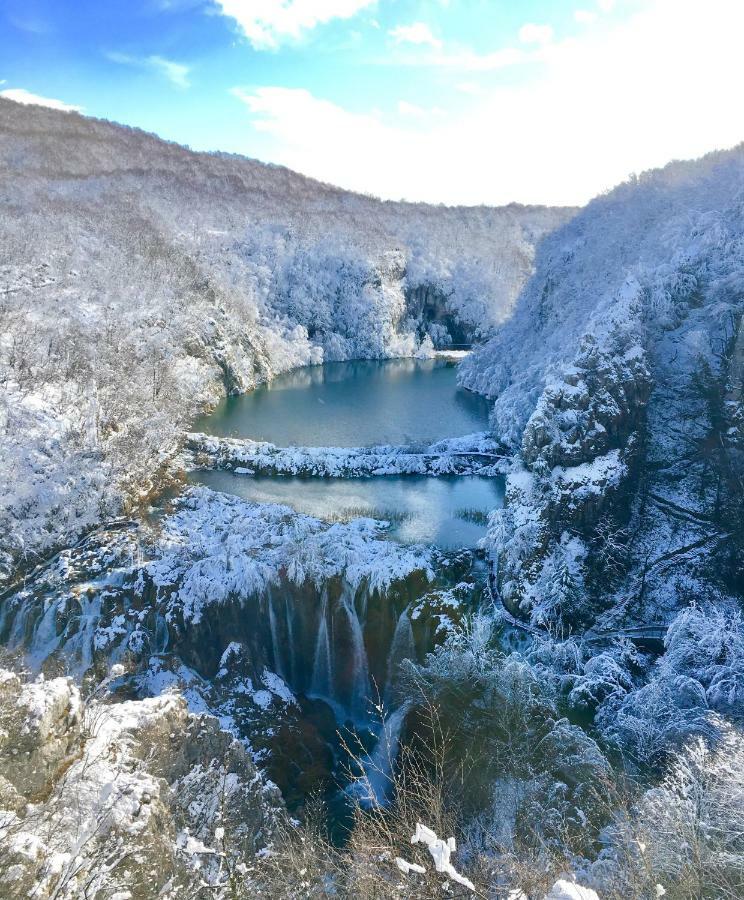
[190,470,503,549]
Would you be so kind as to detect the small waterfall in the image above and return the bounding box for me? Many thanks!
[284,593,297,687]
[346,703,409,808]
[0,594,12,639]
[61,593,102,675]
[311,588,333,699]
[7,599,35,649]
[268,590,285,680]
[28,599,62,670]
[154,612,169,653]
[341,588,370,722]
[385,607,415,701]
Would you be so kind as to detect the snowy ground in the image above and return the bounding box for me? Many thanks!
[184,431,506,478]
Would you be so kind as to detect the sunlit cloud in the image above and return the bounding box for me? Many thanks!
[400,46,528,72]
[574,9,598,24]
[389,22,442,49]
[518,23,554,45]
[455,81,483,95]
[214,0,376,50]
[0,88,82,112]
[397,99,427,117]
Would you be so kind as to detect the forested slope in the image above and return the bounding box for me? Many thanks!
[461,143,744,628]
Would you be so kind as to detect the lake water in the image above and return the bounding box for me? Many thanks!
[193,358,491,447]
[193,469,502,548]
[192,357,501,548]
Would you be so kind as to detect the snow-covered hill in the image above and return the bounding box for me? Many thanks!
[462,144,744,627]
[0,97,571,582]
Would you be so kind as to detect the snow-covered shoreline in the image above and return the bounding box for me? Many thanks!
[184,431,506,478]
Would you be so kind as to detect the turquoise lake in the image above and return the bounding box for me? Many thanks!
[192,358,502,548]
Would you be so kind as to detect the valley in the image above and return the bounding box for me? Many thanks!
[0,95,742,899]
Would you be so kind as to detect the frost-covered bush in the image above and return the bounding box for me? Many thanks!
[662,604,744,717]
[567,641,640,714]
[402,620,613,856]
[595,605,744,766]
[589,728,744,899]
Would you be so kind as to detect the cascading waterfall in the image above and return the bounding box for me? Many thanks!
[6,598,35,649]
[26,599,62,669]
[345,702,410,808]
[284,593,297,687]
[268,590,285,681]
[385,607,415,702]
[340,587,371,722]
[311,586,333,699]
[50,593,101,675]
[154,611,169,653]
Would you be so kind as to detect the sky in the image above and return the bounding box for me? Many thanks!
[1,0,743,206]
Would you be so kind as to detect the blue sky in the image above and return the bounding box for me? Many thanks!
[1,0,743,205]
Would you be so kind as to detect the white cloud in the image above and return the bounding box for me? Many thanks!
[397,99,426,117]
[107,52,191,87]
[215,0,376,50]
[575,0,614,22]
[148,56,191,88]
[404,46,527,72]
[574,9,598,24]
[455,81,483,95]
[0,88,82,112]
[389,22,442,49]
[230,0,744,207]
[518,22,554,45]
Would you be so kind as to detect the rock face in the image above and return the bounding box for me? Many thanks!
[0,668,284,899]
[0,670,82,804]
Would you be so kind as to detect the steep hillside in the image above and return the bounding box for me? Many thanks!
[0,98,572,582]
[462,145,744,628]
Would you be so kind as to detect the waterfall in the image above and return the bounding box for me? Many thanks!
[62,593,102,675]
[345,703,409,808]
[154,612,169,653]
[341,588,371,722]
[7,598,35,649]
[28,599,62,670]
[310,587,333,699]
[268,590,285,680]
[385,607,415,701]
[284,593,297,688]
